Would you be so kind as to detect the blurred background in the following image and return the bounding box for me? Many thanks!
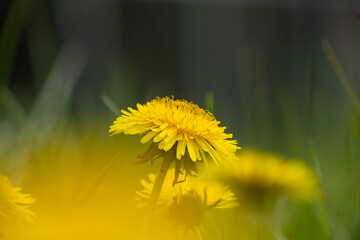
[0,0,360,239]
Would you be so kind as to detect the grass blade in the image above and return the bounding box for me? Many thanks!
[205,92,214,114]
[321,38,360,114]
[73,152,121,210]
[101,94,121,116]
[0,87,27,128]
[308,138,329,238]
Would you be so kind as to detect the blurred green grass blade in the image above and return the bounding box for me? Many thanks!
[205,92,214,114]
[273,232,288,240]
[0,0,32,86]
[308,139,329,238]
[273,196,288,240]
[322,38,360,114]
[307,55,317,136]
[7,44,87,175]
[0,87,26,128]
[101,94,121,116]
[74,152,120,210]
[278,89,304,156]
[26,43,87,137]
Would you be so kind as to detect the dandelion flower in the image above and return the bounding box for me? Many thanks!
[0,174,36,223]
[136,169,237,228]
[220,149,317,206]
[110,97,240,206]
[109,96,239,167]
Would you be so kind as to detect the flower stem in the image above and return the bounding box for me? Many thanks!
[148,152,173,209]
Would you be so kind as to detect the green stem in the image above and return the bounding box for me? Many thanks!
[148,152,173,209]
[308,139,329,238]
[257,220,263,240]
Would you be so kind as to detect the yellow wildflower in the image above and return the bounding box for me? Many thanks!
[136,170,237,227]
[220,149,317,205]
[0,174,35,223]
[110,97,239,206]
[109,97,239,166]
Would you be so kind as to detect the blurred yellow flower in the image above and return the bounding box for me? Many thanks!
[220,150,317,204]
[110,96,239,166]
[0,174,35,224]
[136,169,237,227]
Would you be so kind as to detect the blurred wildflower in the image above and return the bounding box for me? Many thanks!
[136,169,237,229]
[219,149,317,208]
[0,174,35,224]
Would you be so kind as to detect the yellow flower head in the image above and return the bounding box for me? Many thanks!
[136,170,237,227]
[220,150,317,204]
[109,97,240,166]
[0,174,36,223]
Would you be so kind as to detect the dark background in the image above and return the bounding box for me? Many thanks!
[2,0,359,153]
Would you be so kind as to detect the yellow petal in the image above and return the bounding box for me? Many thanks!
[187,139,197,162]
[163,136,178,151]
[140,131,158,144]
